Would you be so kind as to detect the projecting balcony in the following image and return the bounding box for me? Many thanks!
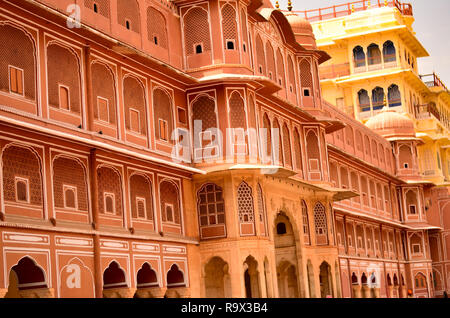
[415,103,450,132]
[291,0,413,22]
[419,73,449,92]
[319,63,351,80]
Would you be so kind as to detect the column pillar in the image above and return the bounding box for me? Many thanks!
[352,284,362,298]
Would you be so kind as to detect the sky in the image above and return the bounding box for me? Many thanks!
[271,0,450,86]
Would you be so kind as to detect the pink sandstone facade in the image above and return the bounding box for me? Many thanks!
[0,0,447,298]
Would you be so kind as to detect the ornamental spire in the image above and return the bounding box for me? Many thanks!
[275,1,280,9]
[288,0,293,11]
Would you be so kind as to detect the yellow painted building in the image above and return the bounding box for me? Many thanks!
[305,1,450,186]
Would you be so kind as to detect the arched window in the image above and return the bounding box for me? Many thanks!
[372,87,385,110]
[10,257,47,291]
[153,88,173,142]
[237,181,255,236]
[383,41,396,63]
[276,48,285,87]
[340,167,349,189]
[314,202,328,245]
[306,130,321,178]
[53,157,88,212]
[2,145,43,208]
[124,76,146,135]
[300,59,313,98]
[353,46,366,68]
[345,126,354,148]
[160,180,181,225]
[272,119,283,165]
[388,84,401,107]
[240,9,248,52]
[302,200,310,245]
[221,4,238,51]
[136,263,158,288]
[183,7,211,56]
[255,35,266,75]
[167,264,185,288]
[287,56,296,94]
[92,62,116,125]
[265,42,276,80]
[47,44,81,114]
[192,95,217,157]
[405,190,418,215]
[355,131,363,152]
[103,261,127,289]
[197,183,226,239]
[399,144,413,169]
[257,183,267,236]
[329,162,338,187]
[263,113,272,157]
[276,222,287,235]
[97,166,122,216]
[117,0,140,33]
[147,7,168,48]
[293,128,303,173]
[414,273,426,288]
[0,24,36,103]
[229,92,247,129]
[282,123,292,167]
[358,89,370,112]
[367,43,381,65]
[360,176,369,206]
[130,174,153,221]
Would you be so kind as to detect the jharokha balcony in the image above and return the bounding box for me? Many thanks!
[319,63,351,80]
[291,0,413,22]
[415,103,450,131]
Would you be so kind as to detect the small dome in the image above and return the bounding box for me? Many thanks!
[284,11,316,49]
[365,108,415,138]
[284,12,313,34]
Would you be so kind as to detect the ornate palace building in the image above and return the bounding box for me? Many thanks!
[297,0,450,297]
[0,0,447,299]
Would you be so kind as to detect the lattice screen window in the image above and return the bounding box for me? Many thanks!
[117,0,140,33]
[198,183,225,227]
[192,95,217,156]
[299,59,313,96]
[130,174,153,220]
[2,145,42,206]
[92,62,116,124]
[229,92,246,129]
[314,202,327,235]
[237,181,255,223]
[97,166,122,215]
[124,76,146,135]
[84,0,110,18]
[282,124,292,167]
[153,88,173,142]
[222,3,238,50]
[255,35,266,75]
[184,7,211,56]
[257,183,266,227]
[160,180,181,224]
[47,44,81,113]
[302,200,310,243]
[265,42,276,80]
[53,156,88,211]
[147,7,168,48]
[0,24,36,101]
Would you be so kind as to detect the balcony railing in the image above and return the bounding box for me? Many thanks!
[290,0,413,22]
[415,104,441,121]
[319,63,351,80]
[419,73,449,92]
